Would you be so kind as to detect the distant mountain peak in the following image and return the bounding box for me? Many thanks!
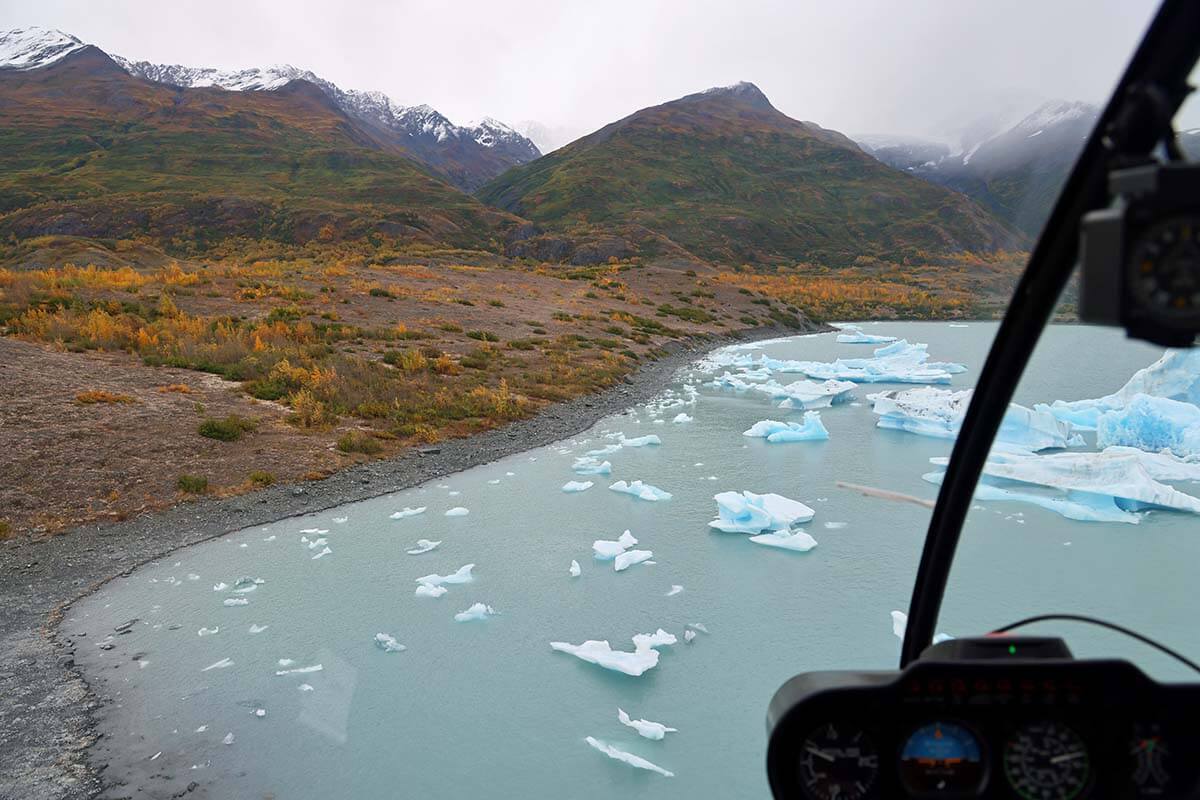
[695,81,773,109]
[0,27,86,70]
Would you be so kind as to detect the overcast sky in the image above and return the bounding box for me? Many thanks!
[2,0,1171,144]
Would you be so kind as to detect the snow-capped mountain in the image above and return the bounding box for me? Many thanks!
[515,120,588,154]
[3,27,540,191]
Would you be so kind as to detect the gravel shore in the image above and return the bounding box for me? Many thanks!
[0,324,814,800]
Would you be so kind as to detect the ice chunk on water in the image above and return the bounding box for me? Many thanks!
[710,490,815,533]
[248,624,269,634]
[550,629,675,676]
[390,507,427,519]
[232,577,263,594]
[666,585,683,597]
[278,659,295,667]
[673,413,693,423]
[775,379,857,410]
[444,507,469,517]
[222,732,235,745]
[416,563,475,587]
[569,560,581,577]
[586,443,623,457]
[374,633,406,652]
[562,480,594,493]
[454,603,497,622]
[593,530,639,559]
[213,582,229,592]
[572,457,612,475]
[201,657,233,672]
[684,629,697,643]
[298,684,314,692]
[618,708,678,740]
[415,584,448,598]
[223,598,249,607]
[824,521,848,529]
[609,480,672,501]
[1096,394,1200,458]
[749,530,819,552]
[614,549,653,572]
[406,539,441,555]
[1040,350,1200,430]
[332,516,348,524]
[306,537,328,550]
[197,626,219,636]
[620,434,661,447]
[311,547,332,560]
[872,387,1076,451]
[890,611,954,644]
[275,663,322,675]
[487,479,501,485]
[584,736,674,778]
[836,325,898,345]
[743,412,829,442]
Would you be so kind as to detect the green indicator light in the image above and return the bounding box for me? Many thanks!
[1008,644,1017,655]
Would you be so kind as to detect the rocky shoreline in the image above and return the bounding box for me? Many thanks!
[0,323,817,800]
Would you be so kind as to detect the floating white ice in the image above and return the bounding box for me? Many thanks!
[416,563,476,587]
[374,633,406,652]
[749,530,819,552]
[709,491,815,533]
[406,539,441,555]
[550,628,676,677]
[454,603,497,622]
[562,480,594,493]
[569,560,581,577]
[1096,394,1200,458]
[742,412,829,442]
[836,325,898,345]
[390,507,427,519]
[779,339,966,384]
[614,549,653,572]
[572,457,613,475]
[444,507,469,517]
[584,737,674,778]
[609,480,672,501]
[1039,350,1200,430]
[619,434,662,447]
[618,708,678,740]
[673,413,693,423]
[593,530,639,560]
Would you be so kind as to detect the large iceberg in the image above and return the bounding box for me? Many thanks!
[550,628,676,677]
[584,737,674,778]
[709,491,815,533]
[1039,350,1200,430]
[593,530,639,560]
[924,447,1200,523]
[609,480,672,501]
[742,412,829,443]
[870,387,1079,451]
[1096,394,1200,458]
[776,379,857,410]
[783,340,966,385]
[617,708,678,740]
[749,530,819,552]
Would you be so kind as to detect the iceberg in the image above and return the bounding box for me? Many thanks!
[406,539,441,555]
[672,413,693,423]
[614,549,653,572]
[584,737,674,778]
[609,480,672,501]
[247,624,269,634]
[444,507,469,517]
[836,325,898,345]
[784,339,965,384]
[620,434,662,447]
[232,576,263,593]
[1096,394,1200,458]
[742,412,829,442]
[311,546,332,559]
[890,611,954,645]
[223,598,249,607]
[201,657,233,672]
[871,387,1077,451]
[213,582,229,592]
[776,379,857,410]
[416,563,476,587]
[562,480,594,493]
[569,560,581,577]
[618,708,678,740]
[454,603,498,622]
[684,629,697,643]
[374,633,406,652]
[572,457,612,475]
[390,507,427,519]
[415,584,448,598]
[593,530,639,560]
[275,663,323,676]
[749,530,819,552]
[1040,350,1200,430]
[710,490,815,533]
[666,585,683,597]
[197,626,219,636]
[223,732,235,745]
[550,628,675,677]
[332,516,348,524]
[586,443,623,457]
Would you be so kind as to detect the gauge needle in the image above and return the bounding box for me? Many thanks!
[806,746,836,762]
[1050,751,1086,764]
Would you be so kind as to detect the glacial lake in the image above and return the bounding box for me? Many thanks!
[67,322,1200,799]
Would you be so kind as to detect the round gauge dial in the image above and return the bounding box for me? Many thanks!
[899,721,986,795]
[1004,721,1091,800]
[1128,216,1200,325]
[799,723,879,800]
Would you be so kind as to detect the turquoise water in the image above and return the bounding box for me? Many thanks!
[67,322,1200,798]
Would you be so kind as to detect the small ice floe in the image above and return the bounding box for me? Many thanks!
[835,325,898,345]
[505,471,515,476]
[213,582,229,592]
[416,564,475,588]
[684,629,697,643]
[710,491,815,533]
[824,521,848,530]
[232,577,263,594]
[619,434,661,448]
[406,539,442,555]
[254,708,266,718]
[487,479,501,485]
[665,585,683,597]
[562,480,594,493]
[248,624,269,634]
[572,457,613,475]
[223,598,249,607]
[569,560,582,577]
[550,629,676,677]
[222,732,235,746]
[263,535,276,542]
[298,684,314,692]
[749,530,819,552]
[437,484,450,489]
[445,507,470,517]
[197,626,219,637]
[239,543,249,549]
[688,622,709,634]
[187,573,200,581]
[306,538,328,550]
[609,480,672,501]
[448,490,461,497]
[593,530,639,560]
[614,549,653,572]
[332,517,348,524]
[201,657,233,672]
[278,659,295,667]
[743,412,829,443]
[374,633,406,652]
[275,664,323,676]
[311,547,332,559]
[673,413,693,423]
[390,507,427,519]
[454,603,498,622]
[890,611,953,644]
[415,584,448,598]
[586,444,623,457]
[584,737,674,778]
[299,528,329,535]
[195,725,208,733]
[618,708,678,740]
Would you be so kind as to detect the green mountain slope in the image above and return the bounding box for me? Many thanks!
[0,46,520,254]
[479,82,1023,265]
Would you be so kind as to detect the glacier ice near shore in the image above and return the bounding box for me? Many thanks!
[389,507,426,519]
[617,708,678,740]
[584,737,674,778]
[749,530,819,552]
[609,480,672,501]
[870,387,1080,451]
[743,412,829,442]
[776,379,857,410]
[923,447,1200,523]
[1039,350,1200,430]
[773,340,967,384]
[572,457,612,475]
[550,628,676,677]
[836,324,898,345]
[709,491,815,533]
[1096,394,1200,458]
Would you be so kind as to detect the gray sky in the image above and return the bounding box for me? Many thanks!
[1,0,1168,143]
